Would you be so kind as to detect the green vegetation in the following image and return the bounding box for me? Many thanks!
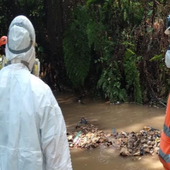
[63,6,91,87]
[63,0,170,104]
[0,0,170,104]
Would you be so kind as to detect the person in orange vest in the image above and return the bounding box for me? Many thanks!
[159,15,170,170]
[0,36,7,67]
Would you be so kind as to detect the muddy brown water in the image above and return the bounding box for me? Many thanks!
[56,92,165,170]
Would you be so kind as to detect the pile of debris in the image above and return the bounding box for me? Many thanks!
[68,123,111,149]
[67,120,161,157]
[116,126,160,156]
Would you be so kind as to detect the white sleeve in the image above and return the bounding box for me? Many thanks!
[165,50,170,68]
[39,89,72,170]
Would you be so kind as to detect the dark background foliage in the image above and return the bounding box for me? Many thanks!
[0,0,170,105]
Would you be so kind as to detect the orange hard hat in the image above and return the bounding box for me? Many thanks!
[0,36,7,47]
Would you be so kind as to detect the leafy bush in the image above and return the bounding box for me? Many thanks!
[98,62,126,102]
[63,7,91,87]
[63,0,169,104]
[123,48,142,103]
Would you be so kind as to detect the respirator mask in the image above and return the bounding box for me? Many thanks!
[32,58,40,77]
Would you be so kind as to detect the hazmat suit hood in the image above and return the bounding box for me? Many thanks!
[5,15,36,71]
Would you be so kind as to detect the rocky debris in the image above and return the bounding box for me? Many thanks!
[67,123,161,157]
[115,129,160,156]
[68,124,109,149]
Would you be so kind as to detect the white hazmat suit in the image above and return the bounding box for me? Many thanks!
[0,15,72,170]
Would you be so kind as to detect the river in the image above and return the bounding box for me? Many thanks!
[56,92,165,170]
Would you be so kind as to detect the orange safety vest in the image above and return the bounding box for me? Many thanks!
[159,95,170,170]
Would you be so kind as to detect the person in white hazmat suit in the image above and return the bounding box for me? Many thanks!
[0,15,72,170]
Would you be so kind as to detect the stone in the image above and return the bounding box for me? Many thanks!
[120,147,130,156]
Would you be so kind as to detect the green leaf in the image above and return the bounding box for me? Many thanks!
[150,54,163,62]
[148,10,153,16]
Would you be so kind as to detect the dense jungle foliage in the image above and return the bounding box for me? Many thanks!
[0,0,170,105]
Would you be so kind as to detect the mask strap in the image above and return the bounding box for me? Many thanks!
[7,59,29,69]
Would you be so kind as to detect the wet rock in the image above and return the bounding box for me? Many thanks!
[68,135,73,141]
[140,148,144,155]
[151,141,155,146]
[147,141,151,145]
[143,147,150,153]
[121,138,128,144]
[121,131,128,137]
[154,147,159,154]
[69,143,73,147]
[99,138,106,143]
[80,117,88,124]
[143,126,151,131]
[120,147,130,156]
[128,138,135,148]
[133,151,141,156]
[134,139,140,147]
[141,139,147,144]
